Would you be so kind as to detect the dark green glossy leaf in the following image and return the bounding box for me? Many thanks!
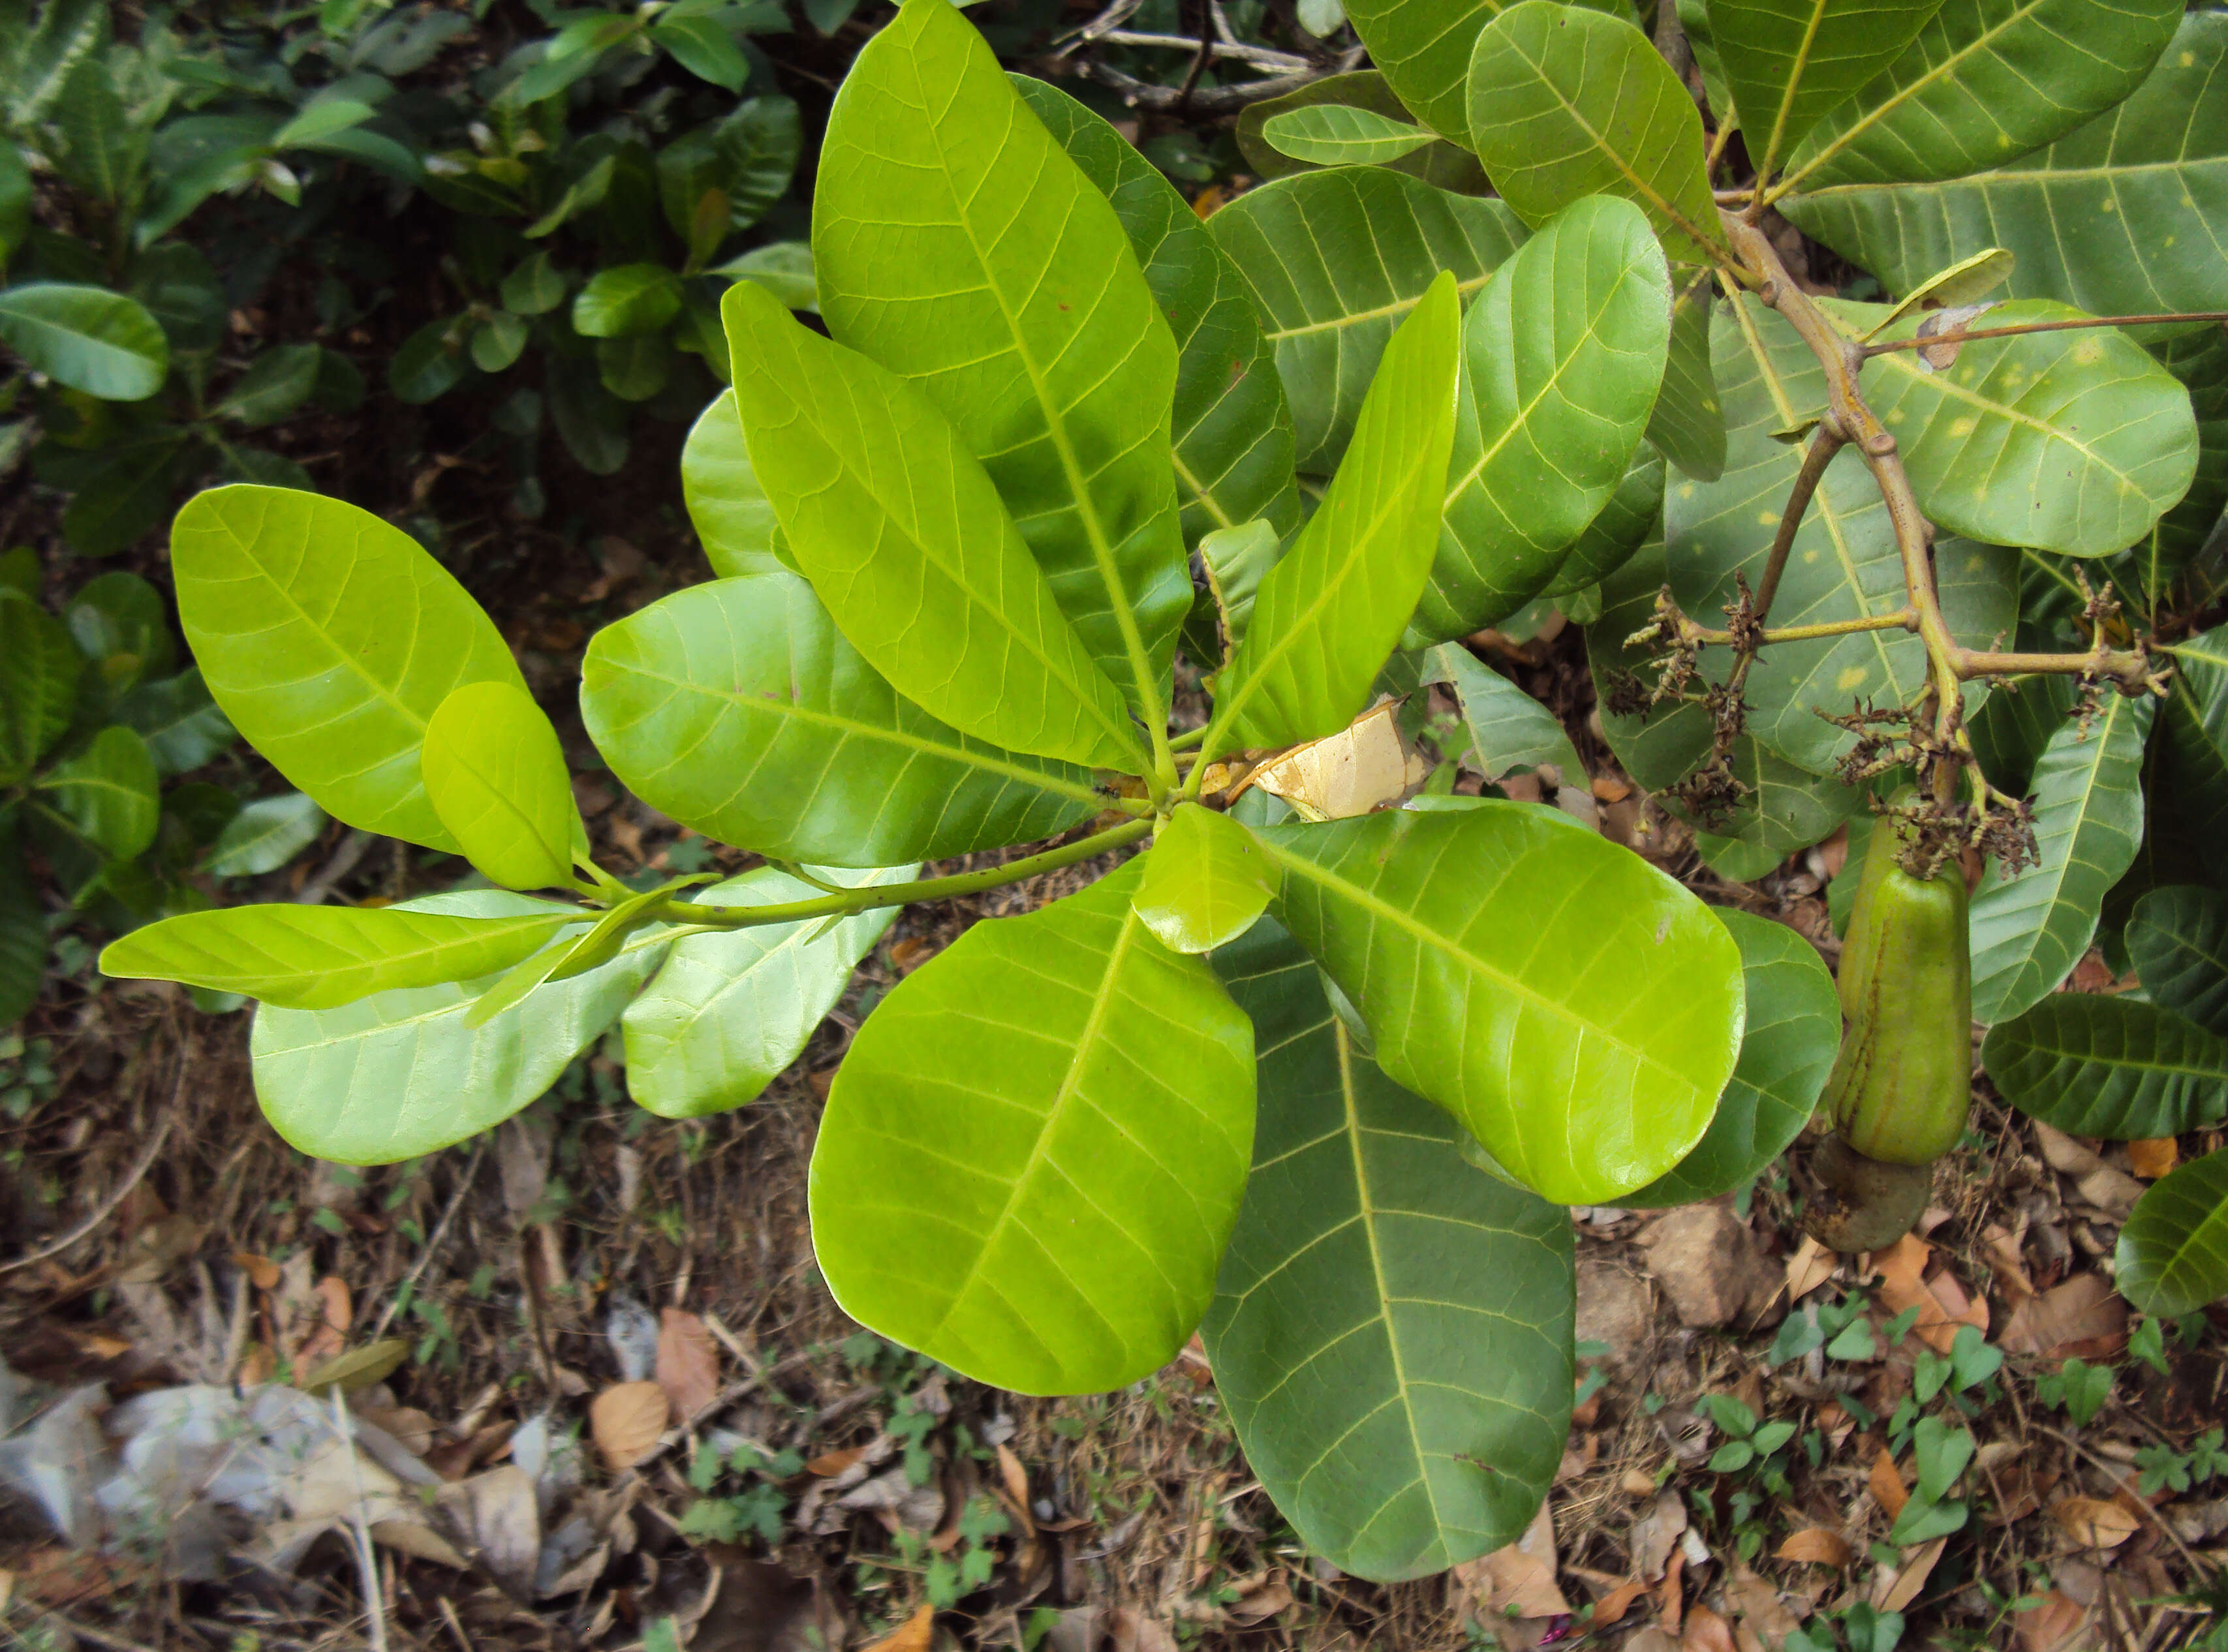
[0,587,82,785]
[0,826,44,1026]
[39,724,157,858]
[1541,445,1664,598]
[1208,168,1523,473]
[1970,688,2151,1024]
[810,862,1258,1394]
[2115,1146,2228,1317]
[66,570,173,692]
[2127,885,2228,1036]
[1466,3,1727,264]
[580,574,1101,865]
[204,791,327,877]
[1853,300,2197,559]
[1624,909,1839,1205]
[1260,804,1746,1204]
[1981,992,2228,1139]
[1648,271,1726,483]
[1425,643,1583,781]
[1710,0,1946,181]
[1782,14,2228,324]
[1779,0,2183,191]
[0,283,168,399]
[1412,194,1670,642]
[1200,921,1573,1582]
[112,667,235,776]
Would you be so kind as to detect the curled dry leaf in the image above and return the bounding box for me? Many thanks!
[232,1251,281,1291]
[2052,1496,2141,1549]
[2013,1591,2091,1652]
[1774,1527,1853,1568]
[588,1381,668,1473]
[1873,1535,1946,1614]
[1784,1234,1836,1302]
[1630,1490,1688,1582]
[1870,1234,1985,1354]
[655,1309,720,1420]
[1457,1497,1569,1619]
[1592,1578,1649,1627]
[1681,1602,1738,1652]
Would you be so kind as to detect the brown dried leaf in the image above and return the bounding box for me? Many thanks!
[1457,1497,1569,1618]
[1631,1490,1688,1582]
[864,1604,934,1652]
[1774,1527,1853,1568]
[1870,1448,1909,1519]
[1874,1536,1945,1614]
[1785,1235,1836,1302]
[2013,1591,2090,1652]
[2031,1122,2103,1177]
[2128,1137,2179,1179]
[1978,1225,2035,1304]
[1592,1578,1649,1627]
[2000,1274,2127,1360]
[298,1338,411,1396]
[806,1445,868,1478]
[232,1251,280,1291]
[1682,1603,1738,1652]
[2051,1496,2140,1549]
[589,1381,668,1473]
[655,1309,719,1420]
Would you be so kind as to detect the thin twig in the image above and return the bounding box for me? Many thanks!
[1092,29,1310,70]
[368,1144,486,1340]
[0,1056,184,1276]
[1862,311,2228,358]
[1072,52,1360,113]
[16,1610,167,1652]
[332,1388,393,1652]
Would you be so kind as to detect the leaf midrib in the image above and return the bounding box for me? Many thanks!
[903,34,1170,738]
[601,650,1107,809]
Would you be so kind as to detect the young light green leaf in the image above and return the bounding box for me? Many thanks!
[1981,994,2228,1139]
[1197,519,1282,654]
[1779,0,2183,191]
[571,264,681,338]
[680,389,792,579]
[625,863,915,1119]
[714,241,818,311]
[171,486,530,851]
[1344,0,1635,147]
[1412,194,1671,643]
[1541,444,1665,596]
[1205,273,1461,756]
[463,879,689,1030]
[1666,297,2019,776]
[720,282,1147,774]
[1466,2,1727,264]
[1709,0,1947,181]
[1782,13,2228,320]
[1423,644,1584,782]
[1013,76,1303,546]
[809,862,1257,1394]
[1648,271,1725,483]
[1260,106,1435,166]
[815,0,1188,724]
[1624,910,1840,1206]
[581,574,1102,866]
[1260,804,1746,1204]
[1970,690,2151,1025]
[0,589,82,786]
[1200,921,1574,1582]
[1237,70,1487,192]
[39,726,157,859]
[204,791,328,877]
[1132,804,1280,954]
[1854,300,2197,558]
[1208,168,1523,474]
[1866,247,2013,336]
[2128,886,2228,1036]
[251,890,666,1163]
[422,681,580,893]
[101,901,580,1009]
[2114,1145,2228,1317]
[0,283,169,400]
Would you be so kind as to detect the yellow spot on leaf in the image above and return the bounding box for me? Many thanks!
[1836,665,1869,692]
[1949,416,1976,438]
[1759,511,1780,527]
[2073,339,2105,365]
